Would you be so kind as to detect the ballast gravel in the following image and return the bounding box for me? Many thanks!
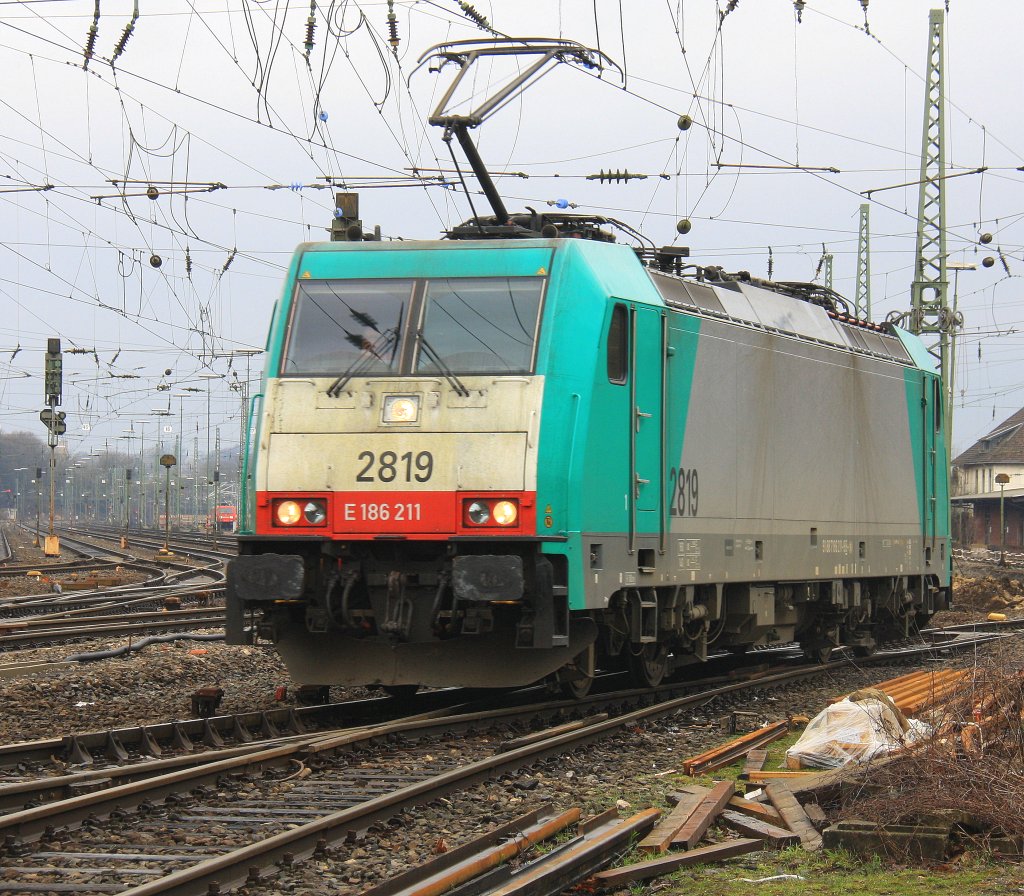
[3,523,1024,894]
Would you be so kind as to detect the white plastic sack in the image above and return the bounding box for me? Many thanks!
[785,697,929,770]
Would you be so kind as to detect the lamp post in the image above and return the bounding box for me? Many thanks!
[944,261,977,474]
[198,372,222,531]
[34,466,41,547]
[174,390,200,527]
[212,468,221,548]
[122,467,132,548]
[229,370,250,529]
[159,454,176,555]
[996,472,1010,566]
[13,469,26,522]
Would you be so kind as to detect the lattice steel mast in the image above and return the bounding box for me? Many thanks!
[910,8,958,454]
[855,204,871,320]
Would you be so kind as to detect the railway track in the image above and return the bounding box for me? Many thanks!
[0,629,1011,896]
[0,533,112,580]
[0,686,499,779]
[0,609,1008,769]
[0,525,227,649]
[63,524,236,561]
[0,666,810,896]
[0,608,225,651]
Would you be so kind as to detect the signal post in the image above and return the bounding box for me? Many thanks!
[42,338,66,556]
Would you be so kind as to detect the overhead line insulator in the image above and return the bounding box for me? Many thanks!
[458,2,495,35]
[111,2,139,65]
[586,169,648,184]
[386,0,399,50]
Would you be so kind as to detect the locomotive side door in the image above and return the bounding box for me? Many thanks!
[630,305,667,551]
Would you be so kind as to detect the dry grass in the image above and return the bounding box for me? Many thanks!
[837,642,1024,842]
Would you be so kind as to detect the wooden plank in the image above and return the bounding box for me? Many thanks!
[638,787,708,854]
[745,771,817,784]
[682,720,789,776]
[726,795,785,827]
[781,754,903,804]
[766,783,822,851]
[720,809,800,848]
[670,780,735,849]
[741,749,768,777]
[667,785,710,806]
[592,838,763,886]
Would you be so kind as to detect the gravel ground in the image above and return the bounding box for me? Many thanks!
[259,656,1007,895]
[0,526,162,597]
[4,521,1023,894]
[0,524,302,741]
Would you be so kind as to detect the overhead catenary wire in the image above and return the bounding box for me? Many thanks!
[0,2,1020,454]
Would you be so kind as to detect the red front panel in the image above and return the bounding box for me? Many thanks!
[255,491,536,539]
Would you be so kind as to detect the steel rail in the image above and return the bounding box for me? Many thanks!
[0,606,224,633]
[0,686,491,774]
[0,623,1005,814]
[0,610,225,648]
[0,558,224,621]
[108,659,874,896]
[0,651,922,895]
[0,617,1010,894]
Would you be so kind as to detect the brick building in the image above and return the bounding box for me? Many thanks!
[952,408,1024,549]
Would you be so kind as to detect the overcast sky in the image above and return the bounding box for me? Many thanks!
[0,0,1021,465]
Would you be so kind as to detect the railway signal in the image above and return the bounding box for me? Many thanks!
[42,338,64,557]
[38,408,67,435]
[44,338,62,406]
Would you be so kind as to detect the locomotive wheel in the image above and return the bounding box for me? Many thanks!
[561,672,594,699]
[559,643,595,699]
[628,643,669,688]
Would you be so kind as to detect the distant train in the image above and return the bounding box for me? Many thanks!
[226,227,951,695]
[213,504,237,533]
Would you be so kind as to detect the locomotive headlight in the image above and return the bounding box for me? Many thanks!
[492,500,519,526]
[382,394,420,424]
[466,501,490,525]
[463,498,520,528]
[275,500,302,526]
[303,500,327,525]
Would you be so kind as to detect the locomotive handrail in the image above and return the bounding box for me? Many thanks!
[239,392,263,534]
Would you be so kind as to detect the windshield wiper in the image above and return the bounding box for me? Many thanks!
[326,327,398,397]
[417,331,470,397]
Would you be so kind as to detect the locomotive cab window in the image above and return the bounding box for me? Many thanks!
[607,303,628,384]
[282,275,545,379]
[415,277,544,375]
[281,279,412,375]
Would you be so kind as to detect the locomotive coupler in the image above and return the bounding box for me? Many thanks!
[380,571,414,638]
[324,568,361,629]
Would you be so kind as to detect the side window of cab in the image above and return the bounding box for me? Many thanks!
[607,303,628,384]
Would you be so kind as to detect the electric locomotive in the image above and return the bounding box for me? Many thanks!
[226,214,951,695]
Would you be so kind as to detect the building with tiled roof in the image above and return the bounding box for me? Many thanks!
[952,408,1024,549]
